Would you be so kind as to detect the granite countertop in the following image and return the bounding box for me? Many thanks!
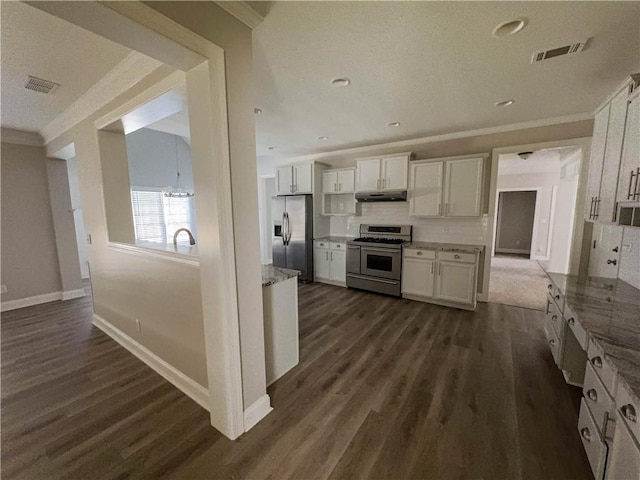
[405,242,485,254]
[546,272,640,404]
[315,236,353,243]
[262,265,300,287]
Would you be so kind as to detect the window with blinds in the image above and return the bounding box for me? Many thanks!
[130,188,197,244]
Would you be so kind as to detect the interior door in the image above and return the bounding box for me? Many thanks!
[444,158,483,216]
[277,166,293,195]
[410,161,443,216]
[271,196,286,268]
[357,159,381,191]
[382,156,408,190]
[495,191,536,255]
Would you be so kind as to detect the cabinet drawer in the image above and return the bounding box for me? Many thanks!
[578,398,608,480]
[587,340,617,395]
[584,362,616,437]
[438,251,475,263]
[550,287,565,312]
[564,305,588,350]
[314,240,329,249]
[404,248,436,260]
[330,242,346,251]
[616,382,640,446]
[545,294,562,339]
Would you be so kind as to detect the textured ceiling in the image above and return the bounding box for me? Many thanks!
[1,1,131,133]
[253,1,640,160]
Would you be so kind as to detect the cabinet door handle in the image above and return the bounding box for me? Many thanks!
[628,170,636,200]
[548,284,553,290]
[549,339,556,347]
[591,356,603,369]
[568,318,575,326]
[377,179,380,190]
[551,314,557,321]
[438,203,441,216]
[635,167,640,199]
[417,251,423,256]
[607,259,617,265]
[339,183,342,192]
[334,183,337,192]
[431,262,434,274]
[580,427,591,442]
[612,247,619,253]
[326,251,329,261]
[554,294,560,301]
[331,252,333,261]
[589,197,595,219]
[594,197,600,219]
[586,389,598,402]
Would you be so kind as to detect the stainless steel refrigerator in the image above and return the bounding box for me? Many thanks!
[272,195,313,282]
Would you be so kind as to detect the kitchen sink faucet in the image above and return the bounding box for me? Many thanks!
[173,228,196,246]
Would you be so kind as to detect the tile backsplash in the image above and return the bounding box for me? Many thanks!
[329,202,490,246]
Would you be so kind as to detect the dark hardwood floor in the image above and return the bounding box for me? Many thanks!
[2,283,592,479]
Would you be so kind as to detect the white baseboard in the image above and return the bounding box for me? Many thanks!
[92,314,209,411]
[62,288,86,300]
[243,393,272,432]
[1,291,63,312]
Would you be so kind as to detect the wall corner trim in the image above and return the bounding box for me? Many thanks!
[243,393,272,432]
[92,314,209,411]
[213,1,264,29]
[61,288,86,301]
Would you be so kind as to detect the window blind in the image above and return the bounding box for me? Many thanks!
[131,188,197,245]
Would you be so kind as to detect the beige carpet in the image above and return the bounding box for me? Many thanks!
[488,255,548,311]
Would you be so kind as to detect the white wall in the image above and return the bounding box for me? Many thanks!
[126,128,193,189]
[496,171,558,259]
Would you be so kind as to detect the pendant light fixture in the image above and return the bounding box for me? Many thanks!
[163,136,194,198]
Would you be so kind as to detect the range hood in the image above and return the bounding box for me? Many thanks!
[355,190,407,202]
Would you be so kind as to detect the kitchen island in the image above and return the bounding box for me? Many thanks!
[262,265,300,385]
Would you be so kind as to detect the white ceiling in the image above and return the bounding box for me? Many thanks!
[0,1,131,133]
[253,1,640,159]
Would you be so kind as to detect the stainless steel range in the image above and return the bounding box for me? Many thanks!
[346,224,412,297]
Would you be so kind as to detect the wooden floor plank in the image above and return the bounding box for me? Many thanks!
[1,284,592,479]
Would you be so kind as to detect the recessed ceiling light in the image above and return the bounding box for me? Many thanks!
[495,99,515,107]
[254,107,262,115]
[317,136,329,140]
[268,146,276,150]
[331,78,351,87]
[492,18,528,38]
[387,122,401,127]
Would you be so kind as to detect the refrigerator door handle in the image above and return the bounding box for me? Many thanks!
[282,212,288,245]
[284,212,292,246]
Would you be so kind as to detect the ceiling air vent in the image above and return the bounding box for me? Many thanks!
[24,75,60,94]
[531,40,588,64]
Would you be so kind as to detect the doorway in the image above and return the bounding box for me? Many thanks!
[495,190,537,257]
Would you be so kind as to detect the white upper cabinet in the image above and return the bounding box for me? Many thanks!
[276,163,313,195]
[356,158,382,191]
[617,93,640,204]
[277,166,294,195]
[337,169,355,193]
[599,89,630,222]
[356,154,410,192]
[585,104,610,214]
[409,161,443,216]
[293,163,313,194]
[443,157,483,217]
[381,156,409,190]
[322,171,338,193]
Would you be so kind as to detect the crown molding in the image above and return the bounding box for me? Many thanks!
[40,51,164,145]
[213,1,264,29]
[1,127,44,147]
[269,112,594,163]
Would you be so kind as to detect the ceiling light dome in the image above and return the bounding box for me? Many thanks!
[492,18,528,37]
[331,78,351,87]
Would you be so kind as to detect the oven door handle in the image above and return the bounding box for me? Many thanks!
[347,273,398,285]
[361,247,400,254]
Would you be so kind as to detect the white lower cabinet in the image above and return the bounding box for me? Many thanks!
[606,412,640,480]
[314,241,346,285]
[402,247,478,310]
[578,398,609,480]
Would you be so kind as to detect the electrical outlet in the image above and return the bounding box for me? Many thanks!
[1,284,7,294]
[135,319,142,332]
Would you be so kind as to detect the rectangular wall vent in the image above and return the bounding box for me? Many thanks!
[24,76,60,94]
[531,40,588,63]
